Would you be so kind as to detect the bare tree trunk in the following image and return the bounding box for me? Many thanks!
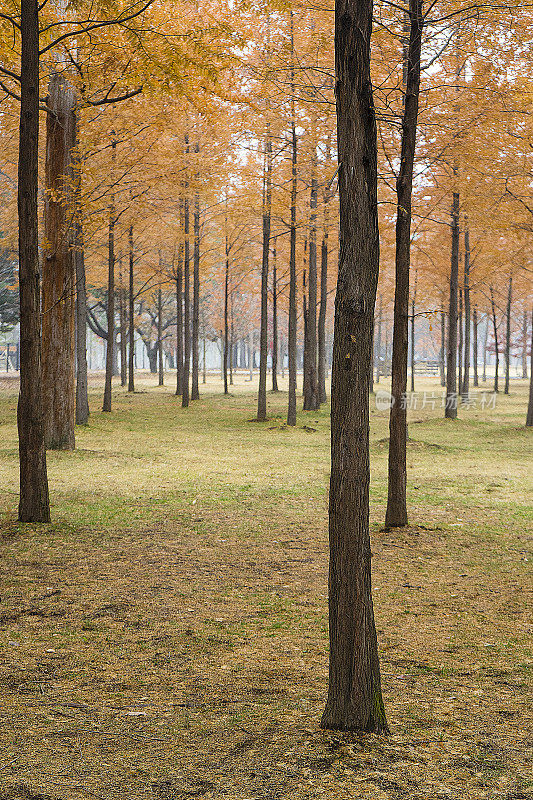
[304,143,319,410]
[483,315,488,382]
[202,335,206,384]
[385,0,423,529]
[257,124,272,420]
[522,309,528,379]
[248,329,253,382]
[102,140,116,413]
[182,162,191,407]
[42,73,76,448]
[272,243,279,391]
[526,310,533,426]
[175,257,183,396]
[440,309,446,386]
[445,192,459,419]
[473,305,478,387]
[191,178,200,401]
[17,0,50,521]
[224,231,229,395]
[375,295,382,383]
[128,225,135,392]
[504,274,512,395]
[158,286,164,386]
[119,269,127,387]
[318,202,329,403]
[458,287,463,397]
[75,220,89,424]
[321,0,388,732]
[410,297,415,392]
[462,227,470,401]
[287,12,297,427]
[490,286,499,393]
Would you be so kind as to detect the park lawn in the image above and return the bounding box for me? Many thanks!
[0,372,531,800]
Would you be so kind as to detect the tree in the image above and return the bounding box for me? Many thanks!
[321,0,388,732]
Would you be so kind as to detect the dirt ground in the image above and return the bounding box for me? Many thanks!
[0,375,531,800]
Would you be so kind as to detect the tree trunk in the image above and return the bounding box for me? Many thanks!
[257,124,271,420]
[321,0,388,733]
[119,270,127,387]
[410,296,415,393]
[504,274,512,395]
[318,203,329,404]
[462,227,470,401]
[272,244,279,391]
[224,232,229,395]
[182,168,191,407]
[303,145,319,410]
[102,144,116,413]
[202,336,206,384]
[458,287,463,397]
[440,309,446,386]
[191,178,200,401]
[522,309,528,379]
[490,286,499,393]
[287,12,298,427]
[128,225,135,392]
[75,219,89,425]
[42,73,76,449]
[158,286,164,386]
[473,305,478,387]
[385,0,423,529]
[445,192,459,419]
[17,0,50,522]
[526,310,533,426]
[175,258,183,396]
[483,315,488,382]
[375,295,382,383]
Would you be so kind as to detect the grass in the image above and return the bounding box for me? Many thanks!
[0,371,531,800]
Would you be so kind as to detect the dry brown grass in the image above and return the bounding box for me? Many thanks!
[0,373,531,799]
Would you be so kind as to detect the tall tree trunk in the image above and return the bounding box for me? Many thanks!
[304,144,319,411]
[175,257,183,396]
[473,305,478,387]
[321,0,388,732]
[42,73,76,448]
[504,274,512,395]
[182,165,191,407]
[462,227,470,401]
[482,315,488,382]
[128,225,135,392]
[385,0,423,528]
[191,178,200,400]
[318,200,329,404]
[375,295,382,383]
[202,335,206,384]
[272,243,279,391]
[445,191,459,419]
[158,286,164,386]
[287,12,298,427]
[102,141,116,413]
[248,329,253,382]
[490,286,499,393]
[257,124,272,420]
[74,218,89,425]
[522,309,528,379]
[119,269,127,387]
[526,310,533,426]
[458,287,463,397]
[440,309,446,386]
[17,0,50,522]
[223,231,229,395]
[410,296,415,393]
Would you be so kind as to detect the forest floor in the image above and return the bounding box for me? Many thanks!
[0,373,531,800]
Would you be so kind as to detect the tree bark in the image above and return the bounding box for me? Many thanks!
[375,295,382,383]
[304,143,319,411]
[224,230,229,395]
[182,164,191,407]
[490,285,499,393]
[157,286,164,386]
[42,73,76,448]
[440,309,446,387]
[102,140,116,413]
[272,243,279,391]
[410,296,415,393]
[473,305,478,387]
[318,202,329,404]
[483,315,488,382]
[119,269,127,387]
[504,274,512,395]
[128,225,135,392]
[175,257,183,396]
[385,0,423,528]
[526,309,533,426]
[462,227,470,401]
[191,177,200,401]
[458,287,463,397]
[287,12,298,427]
[74,219,89,425]
[522,309,528,380]
[321,0,388,732]
[445,191,459,419]
[17,0,50,522]
[257,124,272,420]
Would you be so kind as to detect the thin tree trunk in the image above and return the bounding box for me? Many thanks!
[526,309,533,426]
[385,0,423,528]
[202,335,206,384]
[522,309,528,379]
[75,219,89,424]
[182,161,191,407]
[440,309,446,386]
[17,0,50,521]
[42,73,76,448]
[191,177,200,400]
[462,227,470,401]
[504,274,512,394]
[321,0,388,732]
[490,286,499,393]
[445,191,459,419]
[483,315,488,382]
[158,286,164,386]
[102,140,116,413]
[272,244,279,391]
[257,124,271,420]
[128,225,135,392]
[410,296,415,392]
[119,269,127,387]
[458,287,463,397]
[224,231,229,395]
[229,301,234,386]
[318,201,329,404]
[375,295,382,383]
[304,143,319,410]
[175,257,183,396]
[287,11,297,427]
[473,305,478,387]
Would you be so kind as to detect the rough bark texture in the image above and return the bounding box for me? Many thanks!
[102,144,116,414]
[318,210,329,404]
[321,0,388,733]
[119,274,127,387]
[257,126,271,421]
[462,227,470,401]
[128,225,135,393]
[375,295,382,383]
[473,305,478,387]
[223,233,229,395]
[42,74,76,449]
[191,177,200,401]
[504,275,512,395]
[385,0,423,529]
[182,177,191,407]
[272,245,279,391]
[17,0,50,522]
[526,310,533,427]
[303,148,319,411]
[157,286,164,386]
[287,12,297,428]
[175,259,183,396]
[445,192,459,419]
[74,221,89,425]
